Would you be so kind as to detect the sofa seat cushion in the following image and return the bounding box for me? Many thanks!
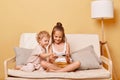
[8,68,110,79]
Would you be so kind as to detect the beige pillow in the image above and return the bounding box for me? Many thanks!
[14,47,33,66]
[71,45,101,70]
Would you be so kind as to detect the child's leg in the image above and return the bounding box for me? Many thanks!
[55,61,80,72]
[21,63,35,72]
[41,61,61,71]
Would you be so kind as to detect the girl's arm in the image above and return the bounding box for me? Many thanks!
[40,52,53,59]
[48,46,58,63]
[65,42,71,64]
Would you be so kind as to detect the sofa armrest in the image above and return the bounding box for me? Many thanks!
[100,41,112,75]
[100,56,112,73]
[4,56,16,78]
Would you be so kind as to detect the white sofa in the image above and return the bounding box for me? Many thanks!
[4,33,112,80]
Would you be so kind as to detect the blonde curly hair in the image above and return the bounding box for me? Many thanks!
[36,31,50,44]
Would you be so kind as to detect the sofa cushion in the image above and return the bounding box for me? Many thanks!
[14,47,33,65]
[71,45,101,70]
[8,68,110,79]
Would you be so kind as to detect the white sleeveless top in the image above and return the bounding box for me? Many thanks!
[52,42,72,62]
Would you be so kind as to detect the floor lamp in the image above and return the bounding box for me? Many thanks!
[91,0,117,79]
[91,0,113,55]
[91,0,113,44]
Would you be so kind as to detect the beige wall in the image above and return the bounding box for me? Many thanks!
[0,0,120,80]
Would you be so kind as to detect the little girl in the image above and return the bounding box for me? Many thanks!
[48,22,80,72]
[19,31,53,72]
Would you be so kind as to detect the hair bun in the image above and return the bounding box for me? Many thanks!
[56,22,62,27]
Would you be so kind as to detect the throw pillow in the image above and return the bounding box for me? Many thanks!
[71,45,102,70]
[14,47,33,66]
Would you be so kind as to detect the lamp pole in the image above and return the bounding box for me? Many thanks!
[101,18,104,43]
[100,18,107,55]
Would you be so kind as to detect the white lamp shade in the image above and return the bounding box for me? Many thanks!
[91,0,114,19]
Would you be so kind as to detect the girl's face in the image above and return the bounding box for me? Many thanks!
[53,30,63,44]
[39,37,49,48]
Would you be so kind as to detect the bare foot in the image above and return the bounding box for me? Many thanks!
[47,69,65,72]
[15,66,21,70]
[46,68,56,72]
[14,65,22,70]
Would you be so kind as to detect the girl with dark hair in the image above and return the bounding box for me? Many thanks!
[47,22,80,72]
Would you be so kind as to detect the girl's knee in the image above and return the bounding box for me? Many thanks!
[41,61,46,66]
[41,61,49,68]
[75,61,81,67]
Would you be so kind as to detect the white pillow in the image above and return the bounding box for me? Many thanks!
[71,45,102,70]
[14,47,33,66]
